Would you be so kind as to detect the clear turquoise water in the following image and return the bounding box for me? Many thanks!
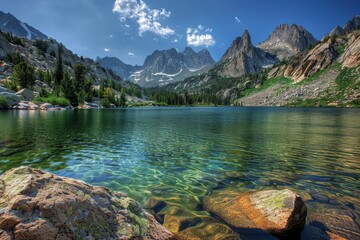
[0,107,359,230]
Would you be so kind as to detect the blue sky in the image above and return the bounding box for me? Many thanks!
[1,0,359,65]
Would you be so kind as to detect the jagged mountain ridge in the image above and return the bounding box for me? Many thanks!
[0,11,48,40]
[164,24,319,91]
[328,16,360,37]
[131,47,215,88]
[100,47,215,88]
[258,24,318,61]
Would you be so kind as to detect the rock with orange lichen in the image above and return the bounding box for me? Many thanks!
[203,189,307,236]
[0,166,175,240]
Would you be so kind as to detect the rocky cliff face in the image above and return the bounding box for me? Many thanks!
[96,57,141,80]
[128,47,215,87]
[216,30,277,78]
[269,30,360,82]
[258,24,318,61]
[0,11,48,40]
[183,47,215,68]
[0,33,14,59]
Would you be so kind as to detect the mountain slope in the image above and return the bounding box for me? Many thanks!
[257,24,318,61]
[0,30,142,97]
[128,47,215,87]
[236,29,360,107]
[0,11,48,40]
[96,57,141,80]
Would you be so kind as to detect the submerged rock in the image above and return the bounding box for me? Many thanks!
[308,213,360,239]
[0,167,175,240]
[203,189,307,236]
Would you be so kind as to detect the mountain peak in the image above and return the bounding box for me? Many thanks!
[0,10,48,40]
[183,47,196,55]
[257,23,317,60]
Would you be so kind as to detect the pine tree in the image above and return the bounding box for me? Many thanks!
[61,72,77,106]
[73,64,86,92]
[54,44,64,89]
[119,87,126,107]
[12,61,35,90]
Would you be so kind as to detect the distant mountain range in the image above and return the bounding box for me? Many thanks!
[0,11,48,40]
[98,22,318,87]
[97,47,215,87]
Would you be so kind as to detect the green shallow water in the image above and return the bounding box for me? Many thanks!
[0,107,359,236]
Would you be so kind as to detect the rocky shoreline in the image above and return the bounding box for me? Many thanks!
[0,167,359,240]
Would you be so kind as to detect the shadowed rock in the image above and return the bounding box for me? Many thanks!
[0,166,175,240]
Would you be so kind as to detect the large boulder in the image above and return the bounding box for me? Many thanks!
[0,167,175,240]
[15,88,35,101]
[0,92,22,107]
[203,189,307,236]
[39,103,54,110]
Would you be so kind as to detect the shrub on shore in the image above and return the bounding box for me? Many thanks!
[34,96,70,107]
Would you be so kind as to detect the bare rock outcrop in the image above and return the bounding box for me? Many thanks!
[340,31,360,68]
[0,167,175,240]
[283,38,338,82]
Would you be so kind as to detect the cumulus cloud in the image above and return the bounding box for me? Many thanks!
[112,0,174,37]
[128,52,135,56]
[235,17,241,23]
[186,25,215,47]
[104,48,111,52]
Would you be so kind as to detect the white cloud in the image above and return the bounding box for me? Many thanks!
[235,17,241,23]
[172,39,178,43]
[124,24,130,28]
[186,25,215,47]
[153,37,159,41]
[128,52,135,56]
[104,48,110,52]
[112,0,174,37]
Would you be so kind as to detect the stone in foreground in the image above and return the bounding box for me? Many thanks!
[0,167,175,240]
[203,189,307,236]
